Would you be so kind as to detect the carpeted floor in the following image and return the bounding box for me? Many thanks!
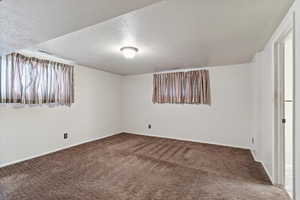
[0,133,290,200]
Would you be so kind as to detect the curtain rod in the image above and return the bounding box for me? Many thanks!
[153,67,208,74]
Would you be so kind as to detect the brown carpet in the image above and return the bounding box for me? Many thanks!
[0,133,290,200]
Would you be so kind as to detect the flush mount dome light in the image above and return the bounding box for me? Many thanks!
[120,46,138,59]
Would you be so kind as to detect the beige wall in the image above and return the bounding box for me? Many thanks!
[250,4,300,198]
[0,65,122,167]
[250,4,295,182]
[121,64,254,149]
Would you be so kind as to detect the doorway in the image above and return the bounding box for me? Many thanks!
[274,27,294,199]
[284,31,294,198]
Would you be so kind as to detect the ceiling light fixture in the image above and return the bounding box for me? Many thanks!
[120,46,138,59]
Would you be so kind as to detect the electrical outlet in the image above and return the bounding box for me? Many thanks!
[148,124,152,129]
[64,133,68,139]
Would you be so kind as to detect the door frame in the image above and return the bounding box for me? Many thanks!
[273,17,295,198]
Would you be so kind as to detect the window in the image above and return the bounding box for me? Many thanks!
[0,53,74,106]
[152,70,211,105]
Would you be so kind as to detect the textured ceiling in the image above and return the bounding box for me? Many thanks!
[32,0,293,75]
[0,0,162,55]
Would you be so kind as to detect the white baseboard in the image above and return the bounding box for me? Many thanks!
[261,161,274,184]
[250,149,259,162]
[1,131,274,186]
[0,133,119,168]
[250,150,274,184]
[126,132,275,184]
[125,131,250,150]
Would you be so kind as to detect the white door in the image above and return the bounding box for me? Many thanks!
[283,31,294,199]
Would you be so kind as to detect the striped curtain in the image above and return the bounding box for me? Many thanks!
[152,70,211,105]
[0,53,74,106]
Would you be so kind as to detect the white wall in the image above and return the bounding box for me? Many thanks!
[1,5,299,198]
[250,51,275,181]
[0,65,121,167]
[250,3,295,183]
[121,64,254,149]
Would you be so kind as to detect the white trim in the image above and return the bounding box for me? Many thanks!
[251,150,274,184]
[0,131,274,186]
[0,130,275,191]
[264,3,295,50]
[262,159,275,185]
[250,150,259,162]
[128,132,275,182]
[126,132,250,150]
[273,18,295,191]
[0,133,119,168]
